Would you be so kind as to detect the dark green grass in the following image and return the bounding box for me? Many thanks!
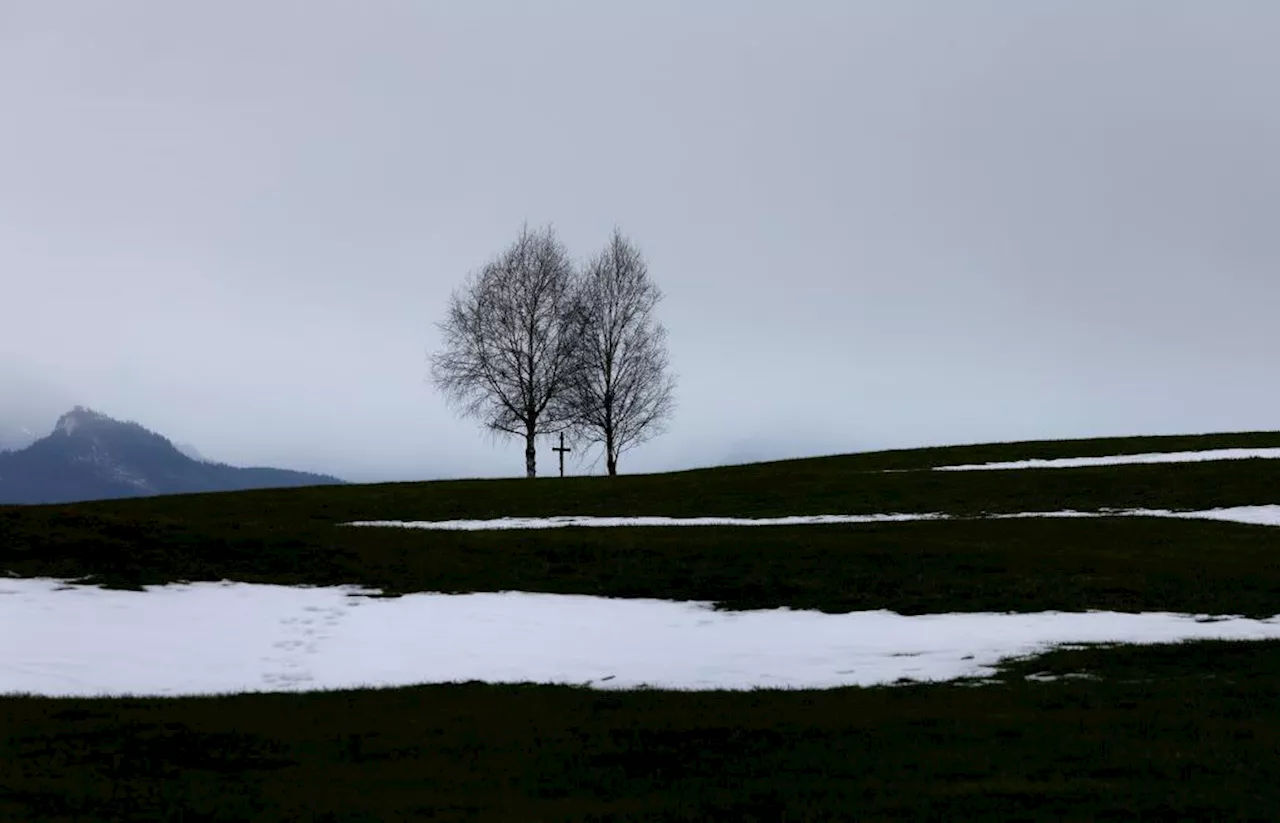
[6,516,1280,615]
[797,428,1280,472]
[7,430,1280,525]
[4,433,1280,820]
[3,640,1279,821]
[2,442,1280,614]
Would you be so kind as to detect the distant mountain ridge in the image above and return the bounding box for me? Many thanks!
[0,407,342,504]
[0,424,39,453]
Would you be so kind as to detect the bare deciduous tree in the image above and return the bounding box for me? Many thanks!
[568,228,675,476]
[430,226,580,478]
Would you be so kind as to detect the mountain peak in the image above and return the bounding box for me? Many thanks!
[54,406,116,436]
[2,407,344,504]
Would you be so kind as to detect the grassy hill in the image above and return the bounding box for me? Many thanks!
[3,430,1280,820]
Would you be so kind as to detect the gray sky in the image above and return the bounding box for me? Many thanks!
[2,1,1278,481]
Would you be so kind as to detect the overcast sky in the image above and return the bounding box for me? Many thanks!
[2,1,1278,481]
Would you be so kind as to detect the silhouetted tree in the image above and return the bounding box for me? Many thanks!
[567,228,675,475]
[431,226,580,478]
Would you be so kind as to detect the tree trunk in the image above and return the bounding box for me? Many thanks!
[525,426,537,478]
[605,429,617,476]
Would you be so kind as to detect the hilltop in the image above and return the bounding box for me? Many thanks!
[5,427,1280,613]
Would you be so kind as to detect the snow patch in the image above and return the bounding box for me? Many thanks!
[933,447,1280,472]
[347,513,950,530]
[2,579,1279,697]
[345,506,1280,531]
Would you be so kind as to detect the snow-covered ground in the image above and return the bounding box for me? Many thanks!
[346,505,1280,531]
[4,578,1280,698]
[933,447,1280,471]
[348,513,949,530]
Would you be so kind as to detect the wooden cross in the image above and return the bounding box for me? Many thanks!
[552,431,571,478]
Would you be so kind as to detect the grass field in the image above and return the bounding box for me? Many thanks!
[4,430,1280,820]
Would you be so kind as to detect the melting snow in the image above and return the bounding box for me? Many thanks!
[345,505,1280,531]
[3,579,1280,697]
[348,513,950,530]
[933,447,1280,471]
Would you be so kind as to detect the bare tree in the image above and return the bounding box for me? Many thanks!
[430,226,581,478]
[567,228,676,476]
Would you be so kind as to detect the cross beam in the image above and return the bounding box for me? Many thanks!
[552,432,571,478]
